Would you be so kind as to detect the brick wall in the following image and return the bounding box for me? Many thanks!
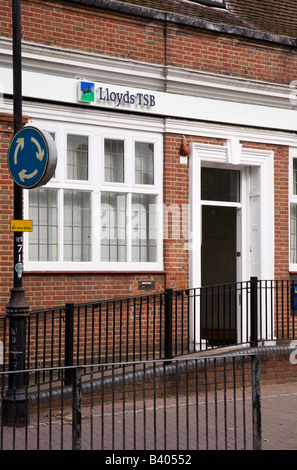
[0,115,19,314]
[3,0,297,85]
[0,0,297,84]
[163,134,190,290]
[167,26,297,85]
[2,0,166,64]
[24,273,166,308]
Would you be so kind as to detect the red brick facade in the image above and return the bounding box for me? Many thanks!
[0,115,14,312]
[0,0,295,313]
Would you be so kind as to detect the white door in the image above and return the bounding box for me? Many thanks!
[201,204,238,343]
[200,167,241,344]
[189,143,274,350]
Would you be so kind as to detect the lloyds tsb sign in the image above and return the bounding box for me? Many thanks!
[78,81,156,108]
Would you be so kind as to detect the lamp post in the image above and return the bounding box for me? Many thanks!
[2,0,30,427]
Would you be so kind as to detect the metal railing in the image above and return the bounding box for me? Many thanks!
[0,352,262,451]
[1,278,297,385]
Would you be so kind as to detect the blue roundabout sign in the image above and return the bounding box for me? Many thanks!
[8,126,57,189]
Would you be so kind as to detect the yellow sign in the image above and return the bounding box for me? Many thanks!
[10,220,33,232]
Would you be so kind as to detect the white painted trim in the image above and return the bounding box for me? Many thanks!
[189,142,274,348]
[165,118,297,146]
[189,142,274,290]
[289,147,297,271]
[2,92,297,147]
[3,98,297,148]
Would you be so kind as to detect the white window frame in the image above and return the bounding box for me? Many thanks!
[23,120,163,272]
[289,147,297,271]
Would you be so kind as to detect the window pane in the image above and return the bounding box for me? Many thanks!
[64,190,91,261]
[135,142,154,185]
[67,135,88,180]
[101,193,126,262]
[29,188,58,261]
[132,194,157,262]
[104,139,124,183]
[201,167,240,202]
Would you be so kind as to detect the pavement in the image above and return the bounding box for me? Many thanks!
[2,380,297,452]
[258,381,297,450]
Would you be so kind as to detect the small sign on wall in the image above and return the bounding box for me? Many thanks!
[138,281,155,290]
[10,220,33,232]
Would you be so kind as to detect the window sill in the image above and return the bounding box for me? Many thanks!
[23,262,164,274]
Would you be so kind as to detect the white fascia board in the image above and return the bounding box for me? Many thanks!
[166,67,292,109]
[3,68,295,132]
[1,38,295,107]
[1,37,297,132]
[163,91,297,131]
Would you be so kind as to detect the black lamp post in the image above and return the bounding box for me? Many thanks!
[2,0,30,427]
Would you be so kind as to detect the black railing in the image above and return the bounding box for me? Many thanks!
[0,352,262,450]
[1,279,297,384]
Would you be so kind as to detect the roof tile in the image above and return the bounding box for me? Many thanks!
[113,0,297,38]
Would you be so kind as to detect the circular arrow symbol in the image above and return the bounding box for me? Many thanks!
[31,137,45,161]
[14,138,24,165]
[18,169,38,182]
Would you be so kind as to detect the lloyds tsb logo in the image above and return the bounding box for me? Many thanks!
[78,81,95,102]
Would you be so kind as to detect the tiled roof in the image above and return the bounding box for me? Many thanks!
[227,0,297,38]
[112,0,248,27]
[110,0,297,39]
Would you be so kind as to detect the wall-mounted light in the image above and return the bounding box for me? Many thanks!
[180,135,190,156]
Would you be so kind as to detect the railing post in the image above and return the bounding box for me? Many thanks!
[165,288,173,359]
[251,354,262,450]
[65,303,74,385]
[2,304,30,427]
[250,277,258,347]
[72,366,82,451]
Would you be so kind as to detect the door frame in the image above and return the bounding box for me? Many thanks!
[188,141,274,348]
